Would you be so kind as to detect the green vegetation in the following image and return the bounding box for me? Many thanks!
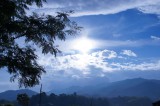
[17,93,29,106]
[0,93,152,106]
[0,0,81,88]
[0,100,14,106]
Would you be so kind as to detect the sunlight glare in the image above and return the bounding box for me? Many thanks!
[72,37,95,54]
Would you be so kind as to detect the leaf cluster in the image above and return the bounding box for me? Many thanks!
[0,0,81,87]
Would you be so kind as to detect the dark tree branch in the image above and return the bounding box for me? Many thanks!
[0,0,81,87]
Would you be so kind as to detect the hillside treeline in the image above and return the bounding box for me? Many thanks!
[0,92,152,106]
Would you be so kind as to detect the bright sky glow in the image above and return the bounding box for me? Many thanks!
[72,37,96,54]
[1,0,160,92]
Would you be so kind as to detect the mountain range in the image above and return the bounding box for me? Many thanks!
[1,78,160,101]
[49,78,160,100]
[0,89,37,101]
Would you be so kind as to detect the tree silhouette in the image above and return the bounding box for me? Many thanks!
[0,0,81,87]
[4,104,14,106]
[17,93,30,106]
[0,104,14,106]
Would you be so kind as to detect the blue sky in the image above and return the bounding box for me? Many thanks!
[1,0,160,92]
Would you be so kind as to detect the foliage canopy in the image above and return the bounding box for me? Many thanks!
[0,0,81,87]
[17,93,30,106]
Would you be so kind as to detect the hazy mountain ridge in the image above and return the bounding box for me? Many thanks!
[49,78,160,100]
[0,89,37,101]
[1,78,160,101]
[97,78,160,100]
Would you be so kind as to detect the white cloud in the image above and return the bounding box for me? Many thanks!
[91,50,117,59]
[138,4,160,15]
[97,40,145,48]
[71,75,81,79]
[56,38,160,53]
[30,0,160,16]
[37,49,160,79]
[151,36,160,40]
[112,61,160,71]
[37,49,120,79]
[121,50,137,57]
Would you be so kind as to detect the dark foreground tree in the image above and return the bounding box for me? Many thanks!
[17,93,30,106]
[0,104,14,106]
[0,0,81,87]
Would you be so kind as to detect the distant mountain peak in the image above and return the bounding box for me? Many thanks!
[47,78,160,100]
[0,89,37,101]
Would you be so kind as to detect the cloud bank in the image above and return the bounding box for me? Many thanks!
[151,36,160,40]
[38,49,160,79]
[121,50,137,57]
[31,0,160,16]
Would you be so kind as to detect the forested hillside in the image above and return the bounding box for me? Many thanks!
[0,92,153,106]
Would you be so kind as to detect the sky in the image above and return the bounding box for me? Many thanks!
[1,0,160,92]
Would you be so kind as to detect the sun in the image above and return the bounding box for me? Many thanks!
[72,37,95,54]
